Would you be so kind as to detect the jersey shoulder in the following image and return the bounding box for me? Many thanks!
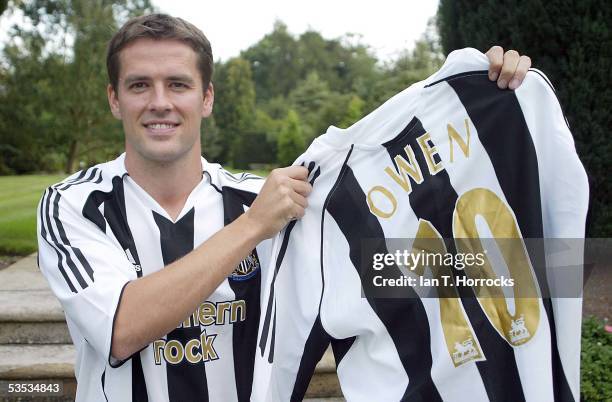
[41,155,127,209]
[204,160,265,195]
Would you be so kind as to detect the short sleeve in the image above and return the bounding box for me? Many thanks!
[37,186,134,366]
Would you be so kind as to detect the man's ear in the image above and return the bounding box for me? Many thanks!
[107,84,122,120]
[202,82,214,118]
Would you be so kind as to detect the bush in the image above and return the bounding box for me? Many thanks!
[581,316,612,401]
[437,0,612,236]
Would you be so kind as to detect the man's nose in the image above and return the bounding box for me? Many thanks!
[148,84,172,112]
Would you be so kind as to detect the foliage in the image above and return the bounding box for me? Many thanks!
[277,110,305,167]
[338,95,365,129]
[212,57,257,163]
[436,0,612,236]
[581,317,612,401]
[200,115,222,162]
[1,5,443,172]
[0,0,153,174]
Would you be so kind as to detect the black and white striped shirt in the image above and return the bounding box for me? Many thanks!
[37,155,268,401]
[253,48,588,402]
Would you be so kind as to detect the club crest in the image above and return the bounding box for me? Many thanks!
[230,250,260,280]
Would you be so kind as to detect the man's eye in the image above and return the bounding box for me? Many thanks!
[130,82,147,90]
[170,82,188,89]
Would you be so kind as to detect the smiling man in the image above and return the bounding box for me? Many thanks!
[37,13,532,402]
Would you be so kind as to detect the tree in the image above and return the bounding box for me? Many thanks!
[277,110,305,167]
[338,95,365,129]
[200,115,222,162]
[213,57,256,164]
[241,21,380,104]
[436,0,612,236]
[0,0,153,174]
[241,21,300,101]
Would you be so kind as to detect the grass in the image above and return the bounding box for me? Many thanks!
[0,174,66,255]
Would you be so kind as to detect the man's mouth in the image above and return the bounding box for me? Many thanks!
[144,123,179,130]
[145,123,178,130]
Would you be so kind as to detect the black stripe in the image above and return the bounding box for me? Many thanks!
[290,316,331,402]
[447,74,575,401]
[154,209,208,402]
[131,353,148,402]
[39,188,77,292]
[259,219,297,359]
[269,309,277,363]
[260,164,322,359]
[424,70,489,88]
[221,187,261,402]
[46,189,89,289]
[384,116,526,401]
[220,187,257,225]
[94,168,104,184]
[331,336,356,365]
[54,168,88,188]
[58,167,99,191]
[103,176,143,277]
[84,175,144,278]
[101,370,108,402]
[326,164,442,402]
[83,192,107,233]
[51,189,95,281]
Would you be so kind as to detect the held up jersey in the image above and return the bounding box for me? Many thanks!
[252,48,589,402]
[37,154,270,402]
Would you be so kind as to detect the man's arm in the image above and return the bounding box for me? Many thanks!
[111,166,311,361]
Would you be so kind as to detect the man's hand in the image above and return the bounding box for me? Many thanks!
[243,166,312,240]
[486,46,532,90]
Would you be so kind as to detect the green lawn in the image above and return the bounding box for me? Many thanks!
[0,174,66,255]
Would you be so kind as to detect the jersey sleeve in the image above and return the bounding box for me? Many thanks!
[515,70,589,238]
[37,186,134,367]
[515,70,588,401]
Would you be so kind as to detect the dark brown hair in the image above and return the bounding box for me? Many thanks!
[106,14,213,92]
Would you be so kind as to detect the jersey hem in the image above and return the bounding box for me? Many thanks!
[107,280,132,369]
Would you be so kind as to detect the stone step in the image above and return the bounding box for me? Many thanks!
[0,256,71,345]
[0,291,69,345]
[0,255,49,292]
[0,344,342,398]
[304,399,346,402]
[305,349,342,398]
[0,345,75,380]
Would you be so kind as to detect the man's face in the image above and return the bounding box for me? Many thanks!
[107,38,213,165]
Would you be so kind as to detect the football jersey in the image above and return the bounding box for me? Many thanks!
[252,48,588,402]
[37,154,270,402]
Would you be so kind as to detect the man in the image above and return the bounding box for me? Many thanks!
[37,13,531,401]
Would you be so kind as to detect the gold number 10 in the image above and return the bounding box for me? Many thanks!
[412,188,540,367]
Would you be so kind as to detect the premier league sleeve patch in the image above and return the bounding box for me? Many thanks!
[230,249,260,280]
